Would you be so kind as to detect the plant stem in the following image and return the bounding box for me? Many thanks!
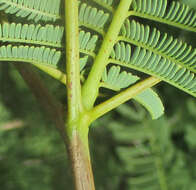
[65,0,82,126]
[90,77,161,122]
[68,117,95,190]
[82,0,133,110]
[65,1,95,189]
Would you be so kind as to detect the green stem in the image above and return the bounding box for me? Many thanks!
[65,0,82,129]
[82,0,133,110]
[89,77,161,122]
[65,1,95,189]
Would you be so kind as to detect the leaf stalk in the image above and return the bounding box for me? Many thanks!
[82,0,133,110]
[89,77,161,122]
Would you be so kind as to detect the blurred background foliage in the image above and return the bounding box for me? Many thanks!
[0,0,196,189]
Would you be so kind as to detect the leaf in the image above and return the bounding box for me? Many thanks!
[102,66,139,90]
[79,30,98,52]
[102,66,164,119]
[133,88,164,119]
[80,56,89,71]
[0,0,61,22]
[0,22,64,48]
[120,19,196,74]
[110,40,196,98]
[79,2,110,33]
[0,45,61,66]
[131,0,196,32]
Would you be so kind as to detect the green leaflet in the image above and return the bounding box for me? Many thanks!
[131,0,196,32]
[111,42,132,63]
[0,0,61,22]
[0,45,61,66]
[0,22,63,48]
[101,66,164,119]
[120,19,196,74]
[132,0,167,18]
[0,43,88,71]
[79,30,98,54]
[109,42,196,98]
[80,56,89,71]
[79,2,110,34]
[102,66,139,90]
[134,88,164,119]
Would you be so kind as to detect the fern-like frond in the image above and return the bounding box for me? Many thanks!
[79,2,110,35]
[130,0,196,33]
[109,120,152,141]
[0,45,61,67]
[101,66,139,90]
[101,66,164,119]
[119,20,196,74]
[78,30,100,71]
[118,144,162,190]
[109,42,196,97]
[0,23,63,48]
[110,42,132,63]
[79,30,98,57]
[108,116,169,190]
[0,0,61,22]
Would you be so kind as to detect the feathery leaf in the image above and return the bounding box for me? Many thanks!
[0,45,61,67]
[131,0,196,32]
[79,2,110,34]
[79,30,98,54]
[120,19,196,74]
[109,42,196,97]
[0,0,61,22]
[0,22,64,48]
